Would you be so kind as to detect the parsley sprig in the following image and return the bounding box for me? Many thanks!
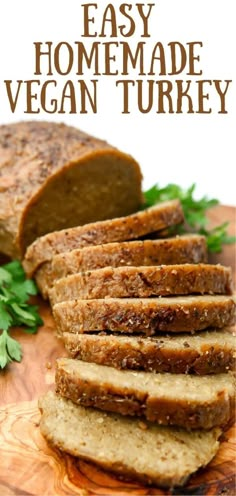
[144,183,235,253]
[0,261,43,369]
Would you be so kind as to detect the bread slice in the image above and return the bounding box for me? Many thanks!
[39,391,221,487]
[23,200,184,277]
[55,359,235,429]
[36,234,207,299]
[0,121,142,258]
[51,234,208,281]
[62,328,236,375]
[53,295,236,335]
[49,264,233,305]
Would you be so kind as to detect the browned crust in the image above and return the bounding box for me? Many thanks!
[23,200,184,276]
[55,362,235,430]
[53,295,236,335]
[51,234,208,281]
[36,234,208,299]
[49,264,233,305]
[0,121,142,258]
[62,330,236,375]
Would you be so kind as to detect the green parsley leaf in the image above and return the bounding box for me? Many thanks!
[0,300,13,330]
[0,330,22,369]
[0,261,43,370]
[11,303,37,326]
[3,260,25,282]
[5,331,22,362]
[144,183,235,253]
[0,267,12,285]
[200,222,236,253]
[0,330,10,369]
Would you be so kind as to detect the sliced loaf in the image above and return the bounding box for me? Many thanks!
[51,234,208,281]
[23,200,184,277]
[55,359,235,429]
[36,234,207,299]
[62,328,236,374]
[53,295,236,335]
[49,264,233,304]
[39,391,221,487]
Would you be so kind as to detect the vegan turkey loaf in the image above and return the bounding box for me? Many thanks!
[0,121,142,259]
[39,391,221,488]
[23,199,184,277]
[36,233,206,298]
[53,295,236,335]
[55,359,235,429]
[62,328,236,375]
[50,234,208,281]
[49,263,233,304]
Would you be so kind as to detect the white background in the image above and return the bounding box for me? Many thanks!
[0,0,235,205]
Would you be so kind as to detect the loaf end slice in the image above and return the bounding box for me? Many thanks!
[55,359,235,429]
[39,391,221,488]
[0,121,142,258]
[62,328,236,375]
[53,295,236,335]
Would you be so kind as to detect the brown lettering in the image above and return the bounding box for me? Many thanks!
[187,42,203,75]
[119,4,136,37]
[168,42,187,75]
[137,79,154,113]
[76,42,100,75]
[4,80,22,112]
[81,3,98,37]
[116,79,135,113]
[214,80,232,113]
[58,81,76,113]
[136,3,155,37]
[34,42,53,75]
[41,80,57,113]
[25,80,40,113]
[156,80,174,113]
[122,42,145,75]
[100,4,117,37]
[54,42,74,75]
[104,42,119,75]
[78,79,98,113]
[176,80,194,113]
[149,43,166,75]
[197,80,212,113]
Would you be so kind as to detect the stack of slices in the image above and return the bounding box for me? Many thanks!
[24,201,236,489]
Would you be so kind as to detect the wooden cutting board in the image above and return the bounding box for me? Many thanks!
[0,205,235,496]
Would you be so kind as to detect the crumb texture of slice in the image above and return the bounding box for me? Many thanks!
[55,358,235,429]
[0,121,142,258]
[51,234,208,282]
[53,295,236,335]
[39,391,221,488]
[49,264,233,304]
[36,235,208,299]
[62,328,236,374]
[23,199,184,276]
